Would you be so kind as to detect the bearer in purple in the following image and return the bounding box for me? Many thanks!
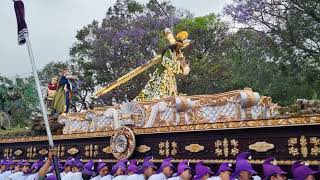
[208,162,233,180]
[26,159,45,180]
[0,159,11,179]
[168,160,192,180]
[149,158,175,180]
[8,160,24,179]
[291,161,319,180]
[82,160,95,180]
[193,161,214,180]
[129,156,157,180]
[16,160,31,180]
[92,159,111,180]
[231,152,257,180]
[110,160,128,180]
[262,157,286,180]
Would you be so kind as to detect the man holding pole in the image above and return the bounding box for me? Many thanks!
[13,0,61,179]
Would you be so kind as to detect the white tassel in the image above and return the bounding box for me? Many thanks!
[228,163,232,167]
[98,159,103,163]
[305,162,309,166]
[248,156,252,160]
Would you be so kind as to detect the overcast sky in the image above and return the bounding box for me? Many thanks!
[0,0,231,77]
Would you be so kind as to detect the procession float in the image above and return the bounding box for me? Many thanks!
[0,28,319,175]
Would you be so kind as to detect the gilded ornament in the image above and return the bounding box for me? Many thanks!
[223,138,229,157]
[310,137,320,156]
[185,144,204,153]
[103,146,112,154]
[300,135,308,157]
[14,149,23,156]
[38,149,48,156]
[249,142,275,152]
[136,145,151,153]
[67,147,79,155]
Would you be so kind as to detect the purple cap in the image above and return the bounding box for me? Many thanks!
[216,162,233,175]
[21,160,31,166]
[177,160,191,176]
[46,175,57,180]
[128,160,138,174]
[292,161,319,180]
[7,159,15,166]
[137,156,157,174]
[97,160,107,173]
[111,160,128,175]
[263,157,286,180]
[0,160,8,166]
[64,157,73,167]
[193,161,214,180]
[31,160,45,172]
[72,159,83,169]
[232,152,257,178]
[157,158,175,173]
[83,160,95,176]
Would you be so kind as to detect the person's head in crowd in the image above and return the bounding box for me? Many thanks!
[97,160,109,177]
[158,158,175,178]
[177,160,192,180]
[193,161,214,180]
[263,157,287,180]
[232,152,257,180]
[111,160,127,177]
[21,160,31,174]
[139,156,157,178]
[216,163,233,180]
[292,161,319,180]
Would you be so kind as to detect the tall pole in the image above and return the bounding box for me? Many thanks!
[24,35,61,180]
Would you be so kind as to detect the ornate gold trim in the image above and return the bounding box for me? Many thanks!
[249,142,274,152]
[67,147,79,155]
[185,144,204,153]
[14,149,23,156]
[38,149,48,156]
[103,146,112,154]
[136,145,151,153]
[60,158,320,166]
[0,116,319,143]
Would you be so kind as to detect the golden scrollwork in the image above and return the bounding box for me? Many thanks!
[14,149,23,156]
[67,147,79,155]
[249,142,274,152]
[300,135,308,157]
[288,137,299,156]
[215,139,238,157]
[103,146,112,154]
[215,140,223,156]
[27,147,36,158]
[3,148,13,158]
[288,136,314,157]
[136,145,151,153]
[310,137,320,156]
[38,149,48,156]
[171,141,178,156]
[230,139,239,156]
[85,144,99,157]
[159,140,177,157]
[185,144,204,153]
[223,138,229,157]
[0,115,319,144]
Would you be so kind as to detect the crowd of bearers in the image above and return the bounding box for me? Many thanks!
[0,151,318,180]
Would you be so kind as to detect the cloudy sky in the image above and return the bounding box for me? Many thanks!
[0,0,231,77]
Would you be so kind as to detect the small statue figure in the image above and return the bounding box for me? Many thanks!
[46,76,58,108]
[51,68,77,114]
[135,28,191,101]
